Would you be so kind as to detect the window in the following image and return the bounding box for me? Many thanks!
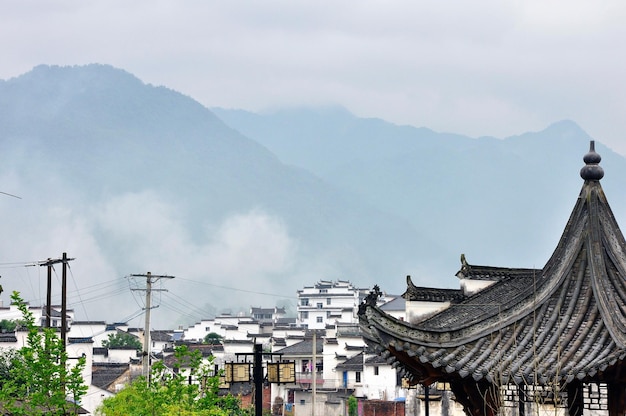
[316,316,323,323]
[302,311,308,319]
[374,366,379,376]
[326,311,331,318]
[301,298,309,306]
[326,298,331,305]
[319,289,328,293]
[355,371,361,383]
[317,303,323,309]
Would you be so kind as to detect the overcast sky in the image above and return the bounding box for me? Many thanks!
[2,1,626,155]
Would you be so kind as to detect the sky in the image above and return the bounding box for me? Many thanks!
[1,1,626,155]
[2,1,626,329]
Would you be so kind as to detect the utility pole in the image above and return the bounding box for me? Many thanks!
[39,253,74,396]
[40,258,58,328]
[130,272,175,380]
[61,252,68,347]
[312,330,317,416]
[39,255,74,329]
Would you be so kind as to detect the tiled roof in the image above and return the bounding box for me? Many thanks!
[345,343,365,351]
[455,255,542,281]
[364,354,387,365]
[335,352,363,371]
[91,363,129,390]
[274,338,323,355]
[150,330,172,342]
[272,337,287,346]
[401,276,464,302]
[379,296,405,311]
[360,143,626,387]
[68,337,93,344]
[0,333,17,343]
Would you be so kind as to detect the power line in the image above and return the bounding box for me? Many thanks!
[0,191,21,199]
[176,276,296,299]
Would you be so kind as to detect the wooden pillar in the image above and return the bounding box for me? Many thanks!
[478,381,500,416]
[566,380,583,416]
[608,382,626,416]
[518,384,526,416]
[449,380,500,416]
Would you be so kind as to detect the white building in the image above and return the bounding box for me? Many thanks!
[296,280,372,329]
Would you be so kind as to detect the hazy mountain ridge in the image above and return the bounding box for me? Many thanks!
[211,107,626,274]
[3,64,626,328]
[0,64,430,327]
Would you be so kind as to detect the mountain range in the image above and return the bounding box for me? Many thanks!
[1,64,625,328]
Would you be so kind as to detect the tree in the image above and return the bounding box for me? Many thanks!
[0,291,87,415]
[102,331,142,350]
[0,318,18,333]
[348,395,358,416]
[97,344,251,415]
[203,332,223,345]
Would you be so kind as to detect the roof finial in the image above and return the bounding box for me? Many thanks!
[580,140,604,181]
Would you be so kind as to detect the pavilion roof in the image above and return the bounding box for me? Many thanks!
[359,141,626,387]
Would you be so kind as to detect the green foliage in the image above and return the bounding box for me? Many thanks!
[348,395,358,416]
[98,344,251,416]
[102,331,142,350]
[0,318,18,332]
[203,332,223,345]
[0,291,87,415]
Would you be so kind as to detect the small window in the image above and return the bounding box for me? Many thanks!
[326,298,331,305]
[326,311,331,318]
[302,311,308,319]
[317,303,323,309]
[302,298,309,306]
[374,366,379,376]
[356,371,361,383]
[316,316,323,323]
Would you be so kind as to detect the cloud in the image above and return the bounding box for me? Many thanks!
[2,0,626,156]
[90,191,297,327]
[0,176,300,328]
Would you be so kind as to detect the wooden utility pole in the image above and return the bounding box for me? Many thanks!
[130,272,175,380]
[61,252,68,346]
[39,255,73,329]
[39,253,74,396]
[312,330,317,416]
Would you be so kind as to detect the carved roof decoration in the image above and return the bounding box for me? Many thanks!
[402,275,464,302]
[455,254,542,281]
[359,141,626,387]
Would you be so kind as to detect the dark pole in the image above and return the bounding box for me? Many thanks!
[60,252,68,397]
[61,252,67,347]
[424,384,429,416]
[46,260,52,328]
[567,380,583,416]
[254,343,263,416]
[518,384,526,416]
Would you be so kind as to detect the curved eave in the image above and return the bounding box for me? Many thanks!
[360,178,626,385]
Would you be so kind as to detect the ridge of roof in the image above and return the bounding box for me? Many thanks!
[402,275,465,302]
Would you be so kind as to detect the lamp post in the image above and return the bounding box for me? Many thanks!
[225,344,296,416]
